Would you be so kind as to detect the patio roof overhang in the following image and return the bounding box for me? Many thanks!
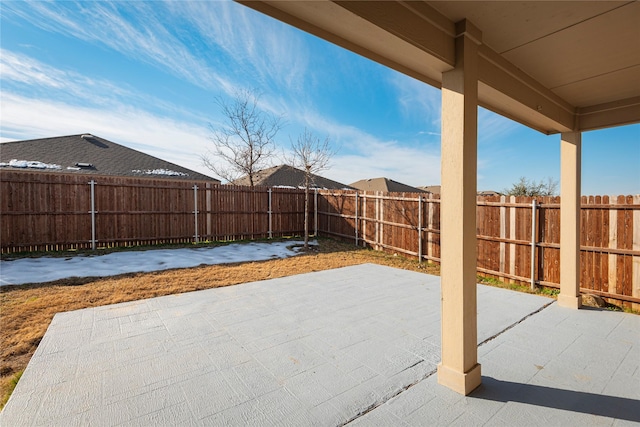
[237,0,639,396]
[239,1,640,134]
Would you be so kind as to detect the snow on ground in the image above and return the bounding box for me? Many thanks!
[0,240,315,286]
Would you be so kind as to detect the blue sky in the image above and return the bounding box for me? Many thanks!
[1,1,638,195]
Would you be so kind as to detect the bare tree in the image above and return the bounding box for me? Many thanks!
[202,89,283,186]
[286,128,335,249]
[503,176,558,197]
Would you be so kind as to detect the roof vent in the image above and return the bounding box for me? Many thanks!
[81,134,93,139]
[75,162,94,168]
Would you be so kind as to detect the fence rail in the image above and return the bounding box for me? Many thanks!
[317,190,640,309]
[1,171,310,253]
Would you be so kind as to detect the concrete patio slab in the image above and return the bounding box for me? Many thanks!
[1,264,638,426]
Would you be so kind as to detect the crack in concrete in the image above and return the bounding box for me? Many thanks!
[342,300,556,425]
[478,300,556,348]
[340,362,438,427]
[400,360,425,373]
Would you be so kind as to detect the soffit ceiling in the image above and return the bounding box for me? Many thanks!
[239,1,640,134]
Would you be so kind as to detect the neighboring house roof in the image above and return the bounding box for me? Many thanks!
[0,134,219,182]
[232,165,351,189]
[418,185,441,194]
[350,177,427,193]
[478,190,502,197]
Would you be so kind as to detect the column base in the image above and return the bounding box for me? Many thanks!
[437,363,482,395]
[557,294,582,309]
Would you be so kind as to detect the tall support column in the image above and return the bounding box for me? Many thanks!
[558,132,582,308]
[437,20,482,395]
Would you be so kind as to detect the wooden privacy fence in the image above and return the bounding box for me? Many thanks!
[317,190,640,308]
[2,170,638,307]
[0,171,310,253]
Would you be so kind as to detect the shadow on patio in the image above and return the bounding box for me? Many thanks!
[473,378,640,424]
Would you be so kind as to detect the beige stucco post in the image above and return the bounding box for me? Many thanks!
[437,20,482,395]
[558,132,582,308]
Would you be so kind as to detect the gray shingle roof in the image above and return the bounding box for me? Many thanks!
[0,134,218,182]
[231,165,351,189]
[349,177,426,193]
[418,185,440,194]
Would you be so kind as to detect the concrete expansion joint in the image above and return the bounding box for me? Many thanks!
[341,363,437,426]
[478,300,556,347]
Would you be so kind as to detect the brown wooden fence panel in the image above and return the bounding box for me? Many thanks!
[3,171,638,308]
[1,171,93,251]
[318,190,439,258]
[1,171,308,253]
[317,190,639,307]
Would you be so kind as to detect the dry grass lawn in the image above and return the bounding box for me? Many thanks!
[0,238,439,409]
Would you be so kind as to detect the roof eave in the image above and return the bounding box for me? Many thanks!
[238,0,640,134]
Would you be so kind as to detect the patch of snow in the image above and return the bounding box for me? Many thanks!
[7,159,61,170]
[0,240,317,286]
[66,166,81,171]
[132,169,188,177]
[272,185,332,190]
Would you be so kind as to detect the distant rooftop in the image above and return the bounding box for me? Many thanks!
[418,185,441,194]
[350,177,426,193]
[0,134,219,182]
[231,164,352,190]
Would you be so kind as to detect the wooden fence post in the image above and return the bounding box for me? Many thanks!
[314,189,318,238]
[362,192,367,247]
[509,196,517,283]
[428,195,434,260]
[268,188,273,239]
[608,197,618,296]
[193,185,199,243]
[89,180,97,250]
[355,192,359,245]
[375,193,379,250]
[379,193,384,250]
[499,195,506,274]
[530,199,537,290]
[206,183,212,240]
[418,196,423,263]
[633,195,640,312]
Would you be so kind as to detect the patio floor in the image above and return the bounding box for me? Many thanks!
[1,264,638,426]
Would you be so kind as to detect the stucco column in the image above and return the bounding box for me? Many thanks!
[558,132,582,308]
[437,20,482,395]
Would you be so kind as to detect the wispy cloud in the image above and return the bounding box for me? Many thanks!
[0,49,68,89]
[389,73,441,129]
[2,1,310,98]
[478,107,519,143]
[168,1,310,94]
[0,49,213,124]
[1,1,232,93]
[1,49,132,105]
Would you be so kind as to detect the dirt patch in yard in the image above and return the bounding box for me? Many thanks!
[0,238,438,409]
